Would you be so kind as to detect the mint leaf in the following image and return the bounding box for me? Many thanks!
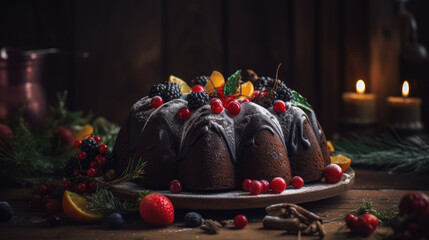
[291,90,313,112]
[223,70,241,97]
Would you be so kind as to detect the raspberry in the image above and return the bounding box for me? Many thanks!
[149,84,166,98]
[249,180,263,195]
[169,180,182,194]
[271,177,286,193]
[234,214,248,229]
[324,164,343,183]
[291,176,304,189]
[187,91,209,111]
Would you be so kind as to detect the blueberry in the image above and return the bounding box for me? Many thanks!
[107,213,124,229]
[0,201,13,222]
[184,212,203,228]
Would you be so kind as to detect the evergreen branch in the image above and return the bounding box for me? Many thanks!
[86,187,138,216]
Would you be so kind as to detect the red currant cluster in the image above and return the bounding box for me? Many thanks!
[345,213,379,237]
[242,176,304,195]
[31,183,62,226]
[64,179,97,194]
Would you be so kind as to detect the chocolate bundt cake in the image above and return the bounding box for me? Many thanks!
[113,71,331,191]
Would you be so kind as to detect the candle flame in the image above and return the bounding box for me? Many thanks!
[356,80,365,94]
[402,81,409,97]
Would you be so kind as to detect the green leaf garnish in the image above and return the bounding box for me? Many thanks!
[223,70,241,97]
[291,90,313,112]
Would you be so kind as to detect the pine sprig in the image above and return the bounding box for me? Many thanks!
[86,187,138,216]
[350,201,399,225]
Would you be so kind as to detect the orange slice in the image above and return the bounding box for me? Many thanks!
[327,140,335,153]
[62,190,104,223]
[74,124,94,141]
[330,154,351,172]
[169,75,192,94]
[205,70,225,94]
[237,81,254,99]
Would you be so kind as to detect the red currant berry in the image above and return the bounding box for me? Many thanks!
[151,96,163,109]
[178,107,191,120]
[78,151,87,160]
[271,177,286,194]
[273,100,286,113]
[169,180,182,194]
[324,164,343,183]
[99,144,108,154]
[46,183,56,194]
[97,156,107,166]
[90,161,98,168]
[233,214,248,229]
[252,91,260,99]
[242,179,252,192]
[73,169,81,177]
[227,101,241,115]
[210,98,222,105]
[44,199,61,215]
[64,180,72,189]
[249,180,263,195]
[291,176,304,189]
[74,140,82,148]
[76,183,87,193]
[192,85,205,92]
[93,136,101,143]
[260,180,270,193]
[87,168,97,177]
[31,194,43,208]
[211,102,223,114]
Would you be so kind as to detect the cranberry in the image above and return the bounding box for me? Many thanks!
[97,156,107,166]
[209,98,222,105]
[178,107,191,120]
[31,195,43,208]
[211,102,223,114]
[74,140,82,148]
[151,96,163,109]
[78,152,87,160]
[234,214,248,229]
[260,180,270,193]
[249,180,263,195]
[169,180,182,193]
[324,164,343,183]
[99,144,108,154]
[192,85,205,92]
[93,136,101,143]
[87,168,97,177]
[242,179,252,192]
[227,101,241,115]
[44,199,61,215]
[273,100,286,113]
[90,161,98,168]
[271,177,286,194]
[291,176,304,189]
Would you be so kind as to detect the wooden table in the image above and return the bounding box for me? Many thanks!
[1,169,429,240]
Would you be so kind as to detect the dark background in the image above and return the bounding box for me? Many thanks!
[1,0,428,137]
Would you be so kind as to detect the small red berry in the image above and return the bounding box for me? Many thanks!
[178,107,191,120]
[78,151,87,160]
[242,179,252,192]
[99,144,108,154]
[73,169,81,177]
[211,102,223,114]
[76,183,87,193]
[291,176,304,189]
[239,98,250,103]
[224,97,235,107]
[271,177,286,193]
[93,136,101,143]
[361,213,379,230]
[324,164,343,183]
[74,140,82,148]
[273,100,286,113]
[87,168,97,177]
[97,156,107,166]
[46,183,56,194]
[151,96,164,109]
[234,214,248,229]
[249,180,263,195]
[31,194,43,208]
[192,85,205,92]
[90,161,98,168]
[44,199,61,215]
[345,213,358,229]
[210,98,222,105]
[260,180,270,193]
[354,214,378,236]
[227,101,241,115]
[169,180,182,193]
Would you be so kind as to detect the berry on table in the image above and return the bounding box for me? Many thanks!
[178,107,191,120]
[184,212,203,228]
[260,180,270,193]
[151,96,164,109]
[107,213,124,229]
[273,100,286,113]
[78,151,87,160]
[169,180,182,194]
[192,85,205,93]
[87,168,97,177]
[291,176,304,189]
[211,101,223,114]
[249,180,263,195]
[242,179,252,192]
[324,164,343,183]
[227,101,241,115]
[99,144,108,154]
[74,140,82,148]
[0,201,13,222]
[271,177,286,194]
[234,214,248,229]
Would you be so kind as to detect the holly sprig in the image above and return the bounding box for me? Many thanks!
[223,70,241,97]
[291,90,314,113]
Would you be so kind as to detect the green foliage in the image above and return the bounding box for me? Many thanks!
[86,187,138,216]
[223,70,241,97]
[350,201,399,225]
[291,90,314,113]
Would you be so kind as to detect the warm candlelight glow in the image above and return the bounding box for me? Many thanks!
[402,81,409,97]
[356,80,365,94]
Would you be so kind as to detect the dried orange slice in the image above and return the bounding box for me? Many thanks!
[62,190,104,223]
[74,124,94,141]
[169,75,192,94]
[237,81,254,100]
[205,70,225,94]
[330,154,351,172]
[327,140,335,153]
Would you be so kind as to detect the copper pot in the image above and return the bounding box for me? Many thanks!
[0,48,58,127]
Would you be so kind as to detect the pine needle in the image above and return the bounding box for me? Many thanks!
[86,187,138,216]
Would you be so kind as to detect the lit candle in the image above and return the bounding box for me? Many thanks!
[387,81,423,129]
[342,79,376,124]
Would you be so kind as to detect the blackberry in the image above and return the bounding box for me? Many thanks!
[256,77,274,90]
[192,75,209,87]
[187,91,209,111]
[162,82,182,102]
[149,84,166,98]
[80,138,99,159]
[274,83,293,102]
[64,157,80,178]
